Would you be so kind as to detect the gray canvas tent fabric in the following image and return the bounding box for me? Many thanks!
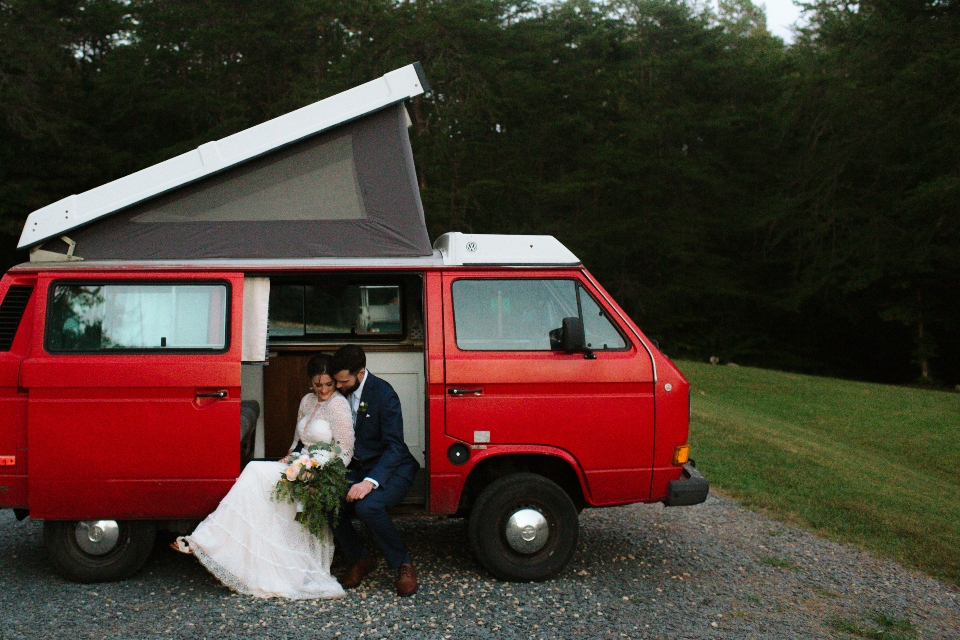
[55,104,432,260]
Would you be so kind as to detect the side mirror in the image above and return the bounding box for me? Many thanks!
[560,316,586,353]
[561,317,590,353]
[550,317,596,358]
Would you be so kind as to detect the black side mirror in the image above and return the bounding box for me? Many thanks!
[560,316,586,353]
[551,317,596,359]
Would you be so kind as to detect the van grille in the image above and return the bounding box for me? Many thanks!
[0,285,33,351]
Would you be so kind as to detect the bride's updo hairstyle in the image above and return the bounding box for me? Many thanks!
[307,353,334,379]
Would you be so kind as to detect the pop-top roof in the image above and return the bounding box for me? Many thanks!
[20,64,432,260]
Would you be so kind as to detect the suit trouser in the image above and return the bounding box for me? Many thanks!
[333,468,413,570]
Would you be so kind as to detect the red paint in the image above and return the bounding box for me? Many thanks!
[0,263,696,523]
[23,271,242,520]
[429,441,591,513]
[0,276,34,508]
[441,271,655,508]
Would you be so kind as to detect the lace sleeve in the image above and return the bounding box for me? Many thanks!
[329,395,355,466]
[289,394,313,454]
[297,394,311,423]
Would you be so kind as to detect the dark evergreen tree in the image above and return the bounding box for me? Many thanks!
[0,0,956,384]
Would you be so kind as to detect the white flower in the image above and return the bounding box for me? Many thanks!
[311,450,334,467]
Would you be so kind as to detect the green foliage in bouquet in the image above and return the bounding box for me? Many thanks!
[272,442,349,539]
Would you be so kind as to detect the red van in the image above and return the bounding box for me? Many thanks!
[0,231,707,583]
[1,65,706,584]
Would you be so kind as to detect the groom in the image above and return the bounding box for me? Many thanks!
[330,345,420,597]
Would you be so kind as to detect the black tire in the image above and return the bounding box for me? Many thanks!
[468,473,579,582]
[44,520,156,583]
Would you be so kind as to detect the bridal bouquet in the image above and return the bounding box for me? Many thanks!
[273,442,349,538]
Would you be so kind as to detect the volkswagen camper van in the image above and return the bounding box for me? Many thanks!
[0,65,707,584]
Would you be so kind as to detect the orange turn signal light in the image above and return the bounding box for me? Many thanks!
[672,445,690,466]
[0,456,15,467]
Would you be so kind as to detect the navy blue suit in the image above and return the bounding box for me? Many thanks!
[333,373,419,569]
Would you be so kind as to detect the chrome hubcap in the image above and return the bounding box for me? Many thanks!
[74,521,121,556]
[505,508,549,554]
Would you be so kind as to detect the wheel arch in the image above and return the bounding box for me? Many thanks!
[458,451,588,515]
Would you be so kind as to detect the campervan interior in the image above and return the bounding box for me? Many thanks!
[241,271,427,506]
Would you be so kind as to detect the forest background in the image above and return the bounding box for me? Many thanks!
[1,0,958,386]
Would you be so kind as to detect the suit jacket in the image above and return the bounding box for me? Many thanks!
[353,373,419,488]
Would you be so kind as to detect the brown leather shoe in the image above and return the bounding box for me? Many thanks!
[340,555,375,589]
[395,562,418,597]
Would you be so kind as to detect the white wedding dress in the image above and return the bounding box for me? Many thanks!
[185,392,355,599]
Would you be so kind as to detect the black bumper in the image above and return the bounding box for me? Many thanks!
[665,462,709,507]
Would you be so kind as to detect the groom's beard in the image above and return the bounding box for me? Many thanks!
[340,381,360,397]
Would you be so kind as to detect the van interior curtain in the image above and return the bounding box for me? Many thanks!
[241,277,270,363]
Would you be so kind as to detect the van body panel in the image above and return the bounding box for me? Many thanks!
[424,272,446,512]
[2,258,701,525]
[428,444,590,514]
[0,377,28,507]
[441,270,656,506]
[649,354,692,501]
[582,270,696,501]
[23,271,243,519]
[429,472,462,514]
[0,276,36,508]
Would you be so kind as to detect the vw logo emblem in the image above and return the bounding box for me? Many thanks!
[465,242,478,252]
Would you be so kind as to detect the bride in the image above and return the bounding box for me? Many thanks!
[172,354,355,599]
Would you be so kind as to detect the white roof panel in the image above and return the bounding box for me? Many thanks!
[433,232,580,266]
[19,64,428,249]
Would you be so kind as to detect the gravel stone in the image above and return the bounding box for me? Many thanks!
[1,494,957,639]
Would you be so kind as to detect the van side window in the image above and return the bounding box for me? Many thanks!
[269,283,402,338]
[452,279,578,350]
[46,283,228,352]
[577,286,627,350]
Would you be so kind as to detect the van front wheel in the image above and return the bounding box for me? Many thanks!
[469,473,579,581]
[44,520,156,583]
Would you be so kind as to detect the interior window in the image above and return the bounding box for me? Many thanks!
[47,283,227,352]
[578,286,627,350]
[269,282,402,338]
[452,279,578,350]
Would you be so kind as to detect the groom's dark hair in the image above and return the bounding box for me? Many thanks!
[332,345,366,375]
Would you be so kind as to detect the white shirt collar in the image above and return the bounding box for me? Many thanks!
[352,369,370,410]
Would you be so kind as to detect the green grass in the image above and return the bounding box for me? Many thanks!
[681,360,960,584]
[830,613,917,639]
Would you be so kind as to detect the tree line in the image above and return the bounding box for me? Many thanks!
[2,0,957,385]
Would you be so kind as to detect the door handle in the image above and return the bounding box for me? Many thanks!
[448,388,483,396]
[195,390,228,398]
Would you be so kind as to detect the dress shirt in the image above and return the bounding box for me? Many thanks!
[350,371,379,490]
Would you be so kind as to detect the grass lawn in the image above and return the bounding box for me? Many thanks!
[680,360,960,584]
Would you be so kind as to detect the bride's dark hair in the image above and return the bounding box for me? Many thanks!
[307,353,333,379]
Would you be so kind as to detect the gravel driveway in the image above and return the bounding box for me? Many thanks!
[1,494,957,639]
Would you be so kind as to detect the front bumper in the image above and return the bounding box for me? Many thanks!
[665,462,709,507]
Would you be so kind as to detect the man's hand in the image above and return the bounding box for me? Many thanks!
[347,479,376,502]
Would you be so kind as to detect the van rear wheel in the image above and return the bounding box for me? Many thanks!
[44,520,156,583]
[469,473,579,581]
